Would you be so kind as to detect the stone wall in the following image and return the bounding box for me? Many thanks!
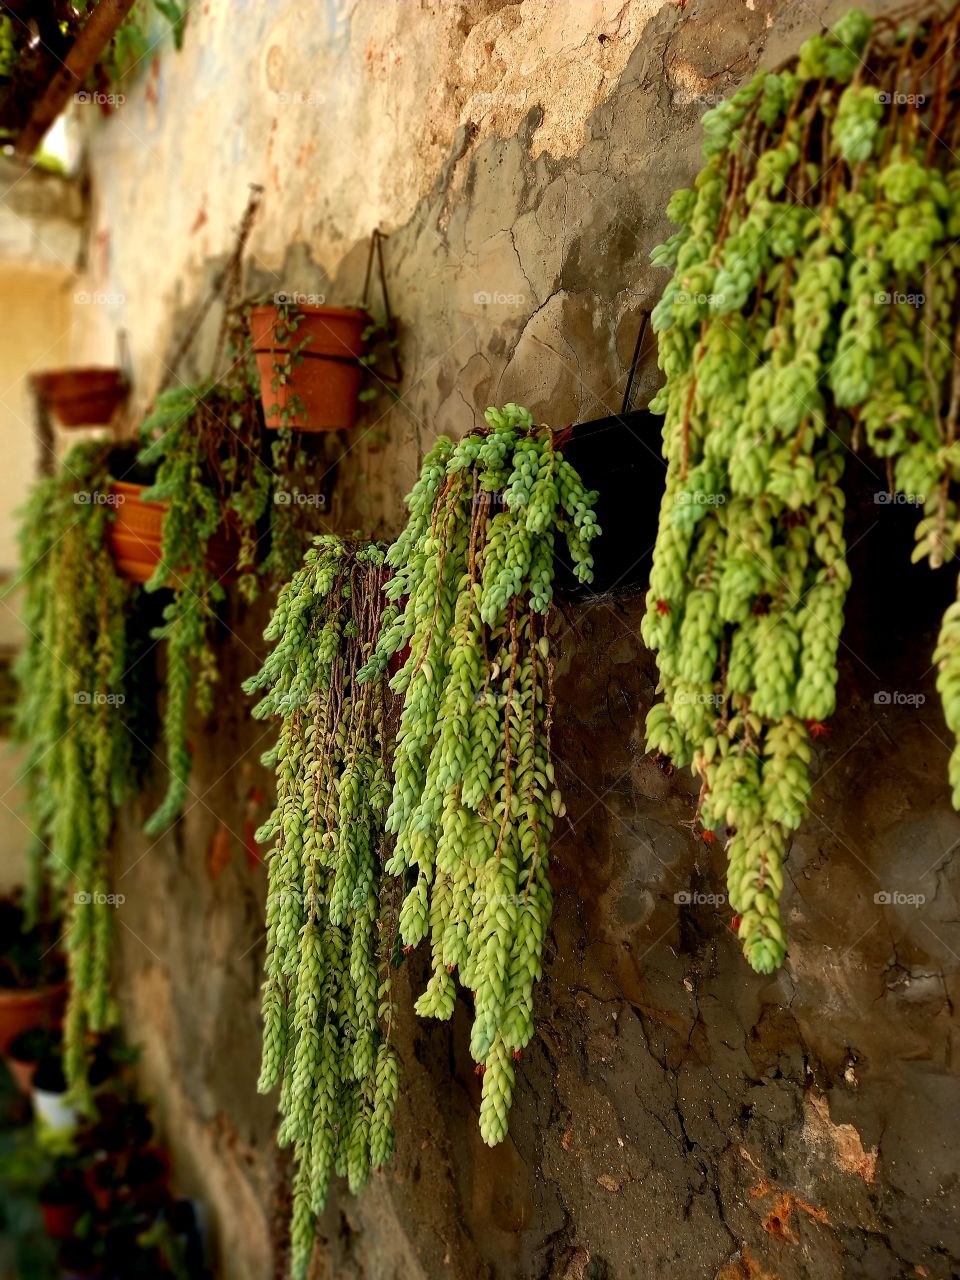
[64,1,960,1277]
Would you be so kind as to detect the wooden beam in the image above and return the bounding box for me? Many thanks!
[15,0,137,156]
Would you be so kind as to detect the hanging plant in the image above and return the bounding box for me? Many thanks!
[249,232,402,432]
[643,6,960,973]
[249,300,370,432]
[13,442,141,1101]
[244,536,400,1280]
[136,304,302,837]
[358,403,600,1145]
[30,368,128,430]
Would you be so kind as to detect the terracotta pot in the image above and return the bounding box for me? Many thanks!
[0,982,67,1055]
[40,1197,80,1240]
[5,1050,38,1094]
[30,368,127,429]
[106,482,240,586]
[249,304,367,432]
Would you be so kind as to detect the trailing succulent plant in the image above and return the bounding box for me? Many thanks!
[137,306,304,836]
[645,6,960,973]
[245,536,399,1280]
[359,403,599,1145]
[13,443,136,1100]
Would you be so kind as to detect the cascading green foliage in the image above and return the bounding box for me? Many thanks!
[644,6,960,973]
[13,442,133,1100]
[136,321,294,836]
[358,403,599,1146]
[244,536,399,1280]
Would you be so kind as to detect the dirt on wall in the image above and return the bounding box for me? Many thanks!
[101,2,960,1279]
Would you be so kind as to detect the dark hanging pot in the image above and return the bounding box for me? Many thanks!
[106,482,240,586]
[552,313,665,598]
[30,368,128,428]
[249,304,368,432]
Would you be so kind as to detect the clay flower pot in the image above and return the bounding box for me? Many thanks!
[0,982,67,1055]
[5,1050,36,1094]
[39,1191,81,1240]
[4,1025,59,1094]
[31,368,128,428]
[249,304,367,432]
[106,482,240,586]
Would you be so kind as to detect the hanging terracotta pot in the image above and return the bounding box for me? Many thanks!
[249,304,367,432]
[30,368,128,428]
[106,482,240,586]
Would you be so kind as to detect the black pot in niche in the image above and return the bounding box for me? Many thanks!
[553,407,666,600]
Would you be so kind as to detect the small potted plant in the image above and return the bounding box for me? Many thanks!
[30,368,128,428]
[248,296,369,431]
[0,897,67,1054]
[32,1053,81,1133]
[104,444,240,587]
[5,1025,60,1094]
[39,1165,86,1240]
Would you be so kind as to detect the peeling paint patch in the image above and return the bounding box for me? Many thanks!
[805,1094,879,1182]
[716,1244,779,1280]
[747,1174,831,1246]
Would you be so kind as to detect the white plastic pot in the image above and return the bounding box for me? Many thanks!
[32,1085,80,1132]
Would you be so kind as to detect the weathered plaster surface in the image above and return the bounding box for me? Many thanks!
[69,0,960,1277]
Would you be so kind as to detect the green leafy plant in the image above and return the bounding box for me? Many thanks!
[0,17,15,81]
[0,1,187,140]
[13,443,137,1098]
[136,366,268,836]
[245,536,399,1279]
[0,898,63,991]
[643,7,960,973]
[358,403,599,1145]
[261,297,312,430]
[136,298,308,835]
[96,0,189,84]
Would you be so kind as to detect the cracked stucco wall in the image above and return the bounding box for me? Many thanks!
[53,0,960,1277]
